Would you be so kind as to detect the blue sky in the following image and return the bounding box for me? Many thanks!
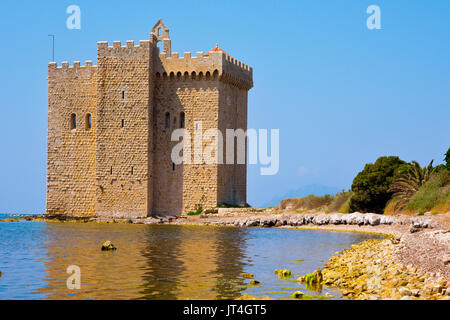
[0,0,449,213]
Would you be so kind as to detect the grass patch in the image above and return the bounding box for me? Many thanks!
[328,190,353,213]
[405,170,449,213]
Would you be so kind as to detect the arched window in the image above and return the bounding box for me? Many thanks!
[70,114,76,130]
[85,114,92,130]
[157,41,164,53]
[165,112,170,130]
[180,112,185,128]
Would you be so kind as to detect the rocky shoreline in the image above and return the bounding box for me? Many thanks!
[2,211,449,300]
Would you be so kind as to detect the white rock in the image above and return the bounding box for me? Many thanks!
[367,214,381,226]
[398,287,412,296]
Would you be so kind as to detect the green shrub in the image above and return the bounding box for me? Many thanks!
[186,209,202,216]
[186,204,203,216]
[349,156,406,213]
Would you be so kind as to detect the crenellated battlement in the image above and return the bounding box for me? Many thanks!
[97,40,150,58]
[48,60,97,79]
[155,50,253,89]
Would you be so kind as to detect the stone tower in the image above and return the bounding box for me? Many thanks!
[46,20,253,218]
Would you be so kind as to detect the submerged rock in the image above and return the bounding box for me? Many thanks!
[241,273,254,279]
[302,269,323,285]
[101,240,117,251]
[291,291,304,299]
[0,218,19,222]
[274,269,292,277]
[249,280,261,285]
[236,294,273,300]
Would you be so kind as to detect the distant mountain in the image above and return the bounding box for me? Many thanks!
[262,184,342,208]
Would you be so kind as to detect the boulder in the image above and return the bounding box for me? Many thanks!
[203,208,218,214]
[410,226,420,233]
[380,216,394,225]
[410,289,420,297]
[291,291,304,299]
[241,273,254,279]
[274,269,292,277]
[101,240,117,251]
[344,213,357,225]
[249,280,260,285]
[366,214,381,226]
[355,216,365,226]
[329,214,342,225]
[313,215,329,225]
[398,287,412,296]
[443,254,450,266]
[411,219,431,228]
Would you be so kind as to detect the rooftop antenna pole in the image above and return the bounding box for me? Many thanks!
[48,34,55,62]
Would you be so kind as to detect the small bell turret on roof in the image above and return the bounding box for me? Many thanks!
[204,43,229,56]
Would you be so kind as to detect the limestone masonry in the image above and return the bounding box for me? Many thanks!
[47,20,253,218]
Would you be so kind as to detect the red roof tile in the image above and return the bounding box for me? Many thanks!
[204,44,229,56]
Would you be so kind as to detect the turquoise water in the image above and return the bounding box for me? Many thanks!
[0,214,381,300]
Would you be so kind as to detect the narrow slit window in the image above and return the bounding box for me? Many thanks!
[131,166,134,175]
[70,114,76,130]
[165,112,170,130]
[121,119,125,128]
[110,167,113,175]
[172,162,175,171]
[86,114,92,130]
[180,112,185,128]
[122,91,125,100]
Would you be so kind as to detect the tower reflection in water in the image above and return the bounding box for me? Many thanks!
[37,223,249,299]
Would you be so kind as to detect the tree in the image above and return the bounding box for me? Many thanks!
[388,160,436,212]
[349,156,406,213]
[445,147,450,168]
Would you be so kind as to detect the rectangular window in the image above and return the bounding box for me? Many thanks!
[165,113,170,130]
[121,119,124,128]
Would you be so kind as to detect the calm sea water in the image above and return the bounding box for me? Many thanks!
[0,214,381,300]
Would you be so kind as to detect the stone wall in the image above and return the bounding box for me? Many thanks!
[47,61,97,217]
[95,40,151,218]
[153,69,220,214]
[217,82,248,207]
